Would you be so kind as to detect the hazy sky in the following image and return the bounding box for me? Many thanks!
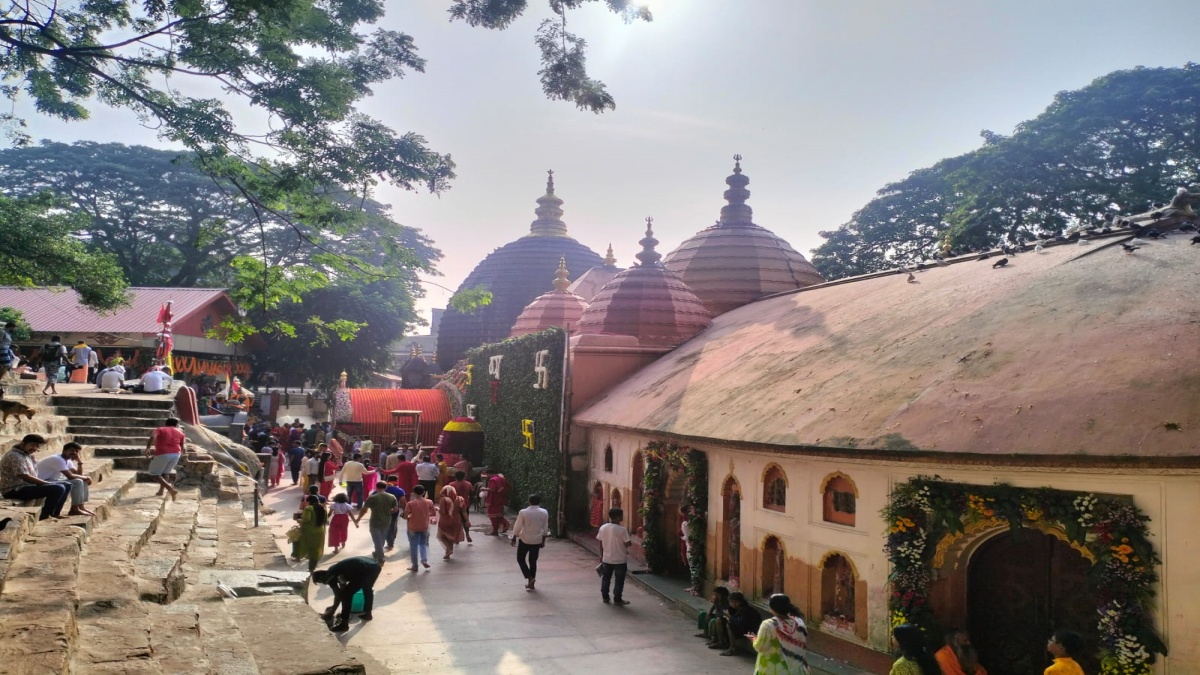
[20,1,1200,332]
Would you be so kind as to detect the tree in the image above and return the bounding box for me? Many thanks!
[0,193,129,310]
[249,277,417,393]
[0,307,32,340]
[0,141,442,290]
[0,1,650,304]
[811,65,1200,279]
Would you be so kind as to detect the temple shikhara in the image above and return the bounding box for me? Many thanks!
[439,158,1200,673]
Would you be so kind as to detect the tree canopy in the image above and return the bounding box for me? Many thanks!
[0,192,129,310]
[0,0,648,311]
[810,65,1200,280]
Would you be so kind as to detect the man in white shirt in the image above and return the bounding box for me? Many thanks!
[415,455,439,496]
[86,348,99,383]
[339,454,369,509]
[510,493,550,591]
[35,442,93,517]
[597,507,632,605]
[97,365,125,393]
[137,368,172,394]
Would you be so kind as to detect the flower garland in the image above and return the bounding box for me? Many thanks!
[332,389,354,423]
[883,477,1167,674]
[638,440,707,591]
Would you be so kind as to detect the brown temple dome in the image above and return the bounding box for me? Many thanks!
[567,244,624,303]
[510,257,588,337]
[436,171,602,369]
[663,156,824,317]
[576,218,711,348]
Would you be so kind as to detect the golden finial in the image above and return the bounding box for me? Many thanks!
[603,243,617,267]
[636,217,661,266]
[553,256,570,291]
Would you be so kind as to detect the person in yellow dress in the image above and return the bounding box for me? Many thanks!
[1044,631,1086,675]
[434,453,451,496]
[890,623,941,675]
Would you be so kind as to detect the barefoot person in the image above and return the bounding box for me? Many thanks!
[436,485,466,560]
[144,418,184,499]
[597,507,632,605]
[0,434,70,520]
[448,471,474,543]
[750,594,807,673]
[35,442,94,516]
[354,482,398,564]
[401,484,435,571]
[485,472,511,535]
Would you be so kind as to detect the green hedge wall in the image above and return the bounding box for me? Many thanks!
[464,327,566,533]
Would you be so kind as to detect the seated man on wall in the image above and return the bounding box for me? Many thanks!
[133,367,173,394]
[35,442,94,517]
[0,434,71,520]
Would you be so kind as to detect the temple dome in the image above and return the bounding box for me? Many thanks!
[576,218,711,349]
[567,244,624,302]
[437,172,602,369]
[510,257,588,337]
[663,156,824,317]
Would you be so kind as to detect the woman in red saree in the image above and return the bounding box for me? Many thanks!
[318,451,337,499]
[485,472,511,535]
[436,485,466,559]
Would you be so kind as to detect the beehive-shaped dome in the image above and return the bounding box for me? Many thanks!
[436,172,603,369]
[663,156,823,317]
[576,218,711,348]
[567,244,624,302]
[510,257,588,337]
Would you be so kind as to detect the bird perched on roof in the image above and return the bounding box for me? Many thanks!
[0,517,11,531]
[1149,211,1165,221]
[1122,242,1140,253]
[1191,235,1200,245]
[991,258,1009,268]
[906,272,917,283]
[1001,244,1016,256]
[1035,242,1045,253]
[977,252,990,261]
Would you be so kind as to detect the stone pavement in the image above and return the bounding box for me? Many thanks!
[261,483,852,674]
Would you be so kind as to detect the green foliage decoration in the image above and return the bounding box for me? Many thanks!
[0,308,32,341]
[883,476,1166,674]
[638,440,707,591]
[463,327,566,533]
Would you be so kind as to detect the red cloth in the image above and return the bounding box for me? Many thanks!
[486,474,509,517]
[151,426,186,455]
[328,513,350,548]
[395,461,418,494]
[590,498,605,528]
[319,460,336,499]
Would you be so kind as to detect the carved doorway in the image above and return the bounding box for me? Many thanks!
[721,478,741,584]
[968,531,1099,675]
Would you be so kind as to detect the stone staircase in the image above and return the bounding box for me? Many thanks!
[0,381,367,674]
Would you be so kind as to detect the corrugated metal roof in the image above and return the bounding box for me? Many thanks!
[346,388,452,447]
[0,287,232,334]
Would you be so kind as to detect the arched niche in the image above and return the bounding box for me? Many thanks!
[762,464,788,513]
[761,535,785,598]
[819,552,858,627]
[820,472,857,527]
[721,475,742,582]
[603,444,613,472]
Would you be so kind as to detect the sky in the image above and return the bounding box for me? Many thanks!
[19,0,1200,333]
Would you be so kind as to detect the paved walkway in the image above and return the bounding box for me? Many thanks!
[261,483,842,674]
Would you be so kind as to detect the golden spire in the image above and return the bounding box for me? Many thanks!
[553,256,571,291]
[603,243,617,266]
[635,217,661,267]
[529,169,569,237]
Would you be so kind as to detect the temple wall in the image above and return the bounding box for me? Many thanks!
[577,426,1199,672]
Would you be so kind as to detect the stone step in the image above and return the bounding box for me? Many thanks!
[225,595,367,675]
[0,414,68,437]
[72,484,178,673]
[52,396,176,411]
[93,445,146,458]
[145,603,214,674]
[67,416,168,429]
[74,433,154,446]
[53,405,174,419]
[0,470,140,673]
[69,425,158,438]
[131,491,201,603]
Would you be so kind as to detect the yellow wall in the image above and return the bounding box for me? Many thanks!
[579,426,1199,672]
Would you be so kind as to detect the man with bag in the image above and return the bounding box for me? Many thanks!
[510,493,550,591]
[40,335,67,395]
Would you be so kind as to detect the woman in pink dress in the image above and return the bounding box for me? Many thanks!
[362,461,379,496]
[327,493,354,553]
[485,473,511,535]
[436,486,466,559]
